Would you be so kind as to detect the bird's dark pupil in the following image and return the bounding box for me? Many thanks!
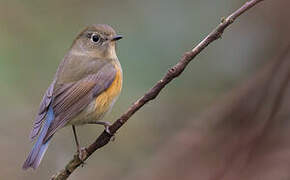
[92,35,99,42]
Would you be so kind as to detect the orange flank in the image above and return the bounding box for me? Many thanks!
[94,64,122,115]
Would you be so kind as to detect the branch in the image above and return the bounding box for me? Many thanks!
[51,0,265,179]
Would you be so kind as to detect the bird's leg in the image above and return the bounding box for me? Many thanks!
[72,125,87,163]
[72,125,80,150]
[88,121,112,135]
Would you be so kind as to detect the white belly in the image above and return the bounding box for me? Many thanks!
[67,96,118,126]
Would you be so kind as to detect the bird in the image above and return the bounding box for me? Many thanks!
[22,24,123,170]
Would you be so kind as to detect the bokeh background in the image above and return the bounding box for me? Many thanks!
[1,0,289,179]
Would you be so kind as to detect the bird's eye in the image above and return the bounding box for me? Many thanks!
[91,34,100,43]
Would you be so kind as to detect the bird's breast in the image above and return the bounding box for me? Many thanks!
[69,63,122,125]
[93,64,122,117]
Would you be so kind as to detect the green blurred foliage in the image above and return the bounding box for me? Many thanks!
[0,0,288,179]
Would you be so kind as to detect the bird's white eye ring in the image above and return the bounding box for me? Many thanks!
[91,34,100,43]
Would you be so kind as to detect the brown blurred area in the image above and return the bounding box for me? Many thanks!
[121,45,290,180]
[1,0,290,179]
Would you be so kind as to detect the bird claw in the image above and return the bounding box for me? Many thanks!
[78,147,88,163]
[104,124,111,135]
[104,123,116,141]
[101,122,116,141]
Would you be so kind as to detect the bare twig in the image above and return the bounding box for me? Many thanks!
[51,0,265,179]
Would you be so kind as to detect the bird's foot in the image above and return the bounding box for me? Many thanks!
[103,122,112,135]
[88,121,116,140]
[99,122,116,141]
[77,147,88,164]
[89,121,112,135]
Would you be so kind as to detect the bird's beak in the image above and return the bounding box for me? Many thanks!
[111,35,123,41]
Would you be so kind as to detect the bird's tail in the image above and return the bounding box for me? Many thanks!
[22,106,54,170]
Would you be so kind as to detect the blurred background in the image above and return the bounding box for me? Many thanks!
[1,0,290,179]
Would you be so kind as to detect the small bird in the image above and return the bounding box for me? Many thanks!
[23,24,123,170]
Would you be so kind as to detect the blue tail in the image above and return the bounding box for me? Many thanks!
[23,106,54,170]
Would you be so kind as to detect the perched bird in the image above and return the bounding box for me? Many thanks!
[23,24,123,170]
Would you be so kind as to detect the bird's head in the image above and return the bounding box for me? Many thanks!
[71,24,122,59]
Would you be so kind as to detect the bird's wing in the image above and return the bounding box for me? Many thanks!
[43,63,117,142]
[29,81,55,141]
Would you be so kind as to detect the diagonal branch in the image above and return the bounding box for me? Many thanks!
[51,0,266,179]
